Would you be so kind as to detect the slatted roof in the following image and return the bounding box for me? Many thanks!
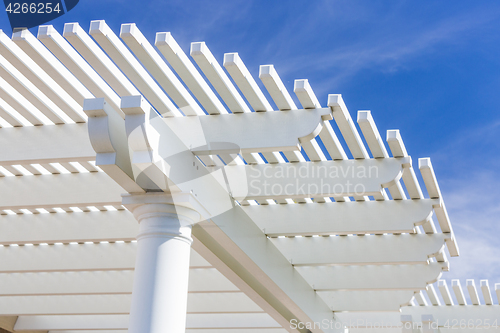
[0,20,473,333]
[336,279,500,332]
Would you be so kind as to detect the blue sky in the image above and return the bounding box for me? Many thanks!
[1,0,500,297]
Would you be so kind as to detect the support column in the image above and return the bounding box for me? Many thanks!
[123,193,201,333]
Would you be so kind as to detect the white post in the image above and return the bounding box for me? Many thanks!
[123,193,200,333]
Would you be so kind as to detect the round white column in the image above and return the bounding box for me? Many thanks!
[127,200,200,333]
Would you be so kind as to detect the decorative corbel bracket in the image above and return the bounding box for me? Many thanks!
[83,98,144,193]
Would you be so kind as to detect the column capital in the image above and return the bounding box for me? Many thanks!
[122,192,202,244]
[122,192,205,223]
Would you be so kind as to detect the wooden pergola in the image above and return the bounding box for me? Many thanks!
[0,21,497,333]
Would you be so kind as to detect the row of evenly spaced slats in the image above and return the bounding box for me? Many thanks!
[1,22,442,210]
[412,279,500,306]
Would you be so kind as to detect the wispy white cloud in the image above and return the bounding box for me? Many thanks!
[258,2,500,96]
[425,117,500,285]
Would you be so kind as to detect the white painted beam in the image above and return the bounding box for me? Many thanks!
[317,290,415,311]
[496,284,500,305]
[0,172,124,210]
[422,216,437,234]
[318,121,348,160]
[0,243,210,273]
[337,306,500,329]
[89,20,180,117]
[261,151,281,164]
[155,32,226,114]
[224,52,273,112]
[0,74,45,125]
[281,150,302,163]
[1,294,132,315]
[0,210,138,244]
[259,65,296,110]
[37,25,123,115]
[0,268,237,296]
[0,30,85,123]
[0,96,24,127]
[294,79,321,109]
[243,199,438,236]
[187,293,264,313]
[191,42,250,113]
[481,280,493,305]
[0,242,137,272]
[191,236,297,331]
[295,262,446,291]
[426,284,441,306]
[300,139,323,162]
[327,94,369,159]
[414,291,428,306]
[466,279,480,305]
[120,24,203,116]
[12,28,93,107]
[387,178,407,200]
[386,130,424,199]
[0,292,262,315]
[218,157,408,200]
[385,131,410,200]
[14,313,282,330]
[402,167,424,199]
[15,315,129,331]
[63,22,139,98]
[419,157,442,199]
[452,280,467,305]
[0,123,94,165]
[0,270,135,296]
[194,215,336,332]
[270,234,448,265]
[438,280,455,305]
[419,158,459,258]
[357,110,388,159]
[387,129,408,157]
[165,107,331,155]
[0,53,67,124]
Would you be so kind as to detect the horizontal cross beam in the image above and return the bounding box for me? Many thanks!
[215,157,410,200]
[0,243,210,273]
[271,234,448,265]
[0,293,262,315]
[243,198,439,236]
[295,262,448,291]
[0,123,94,165]
[13,313,283,330]
[0,268,237,296]
[164,107,332,154]
[0,172,124,210]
